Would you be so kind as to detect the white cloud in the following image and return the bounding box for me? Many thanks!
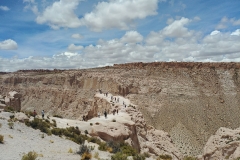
[162,17,192,37]
[216,16,240,29]
[0,6,10,11]
[68,44,83,51]
[231,29,240,36]
[81,0,158,31]
[0,39,18,50]
[121,31,143,43]
[1,17,240,72]
[210,30,220,36]
[36,0,83,29]
[193,16,201,21]
[71,34,83,39]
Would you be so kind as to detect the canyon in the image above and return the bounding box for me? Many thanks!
[1,62,240,158]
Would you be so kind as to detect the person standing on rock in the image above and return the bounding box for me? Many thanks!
[33,110,37,118]
[104,110,107,119]
[41,110,44,119]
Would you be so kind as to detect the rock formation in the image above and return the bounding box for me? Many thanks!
[0,91,21,111]
[1,62,240,156]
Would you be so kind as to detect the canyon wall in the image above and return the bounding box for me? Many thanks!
[1,62,240,156]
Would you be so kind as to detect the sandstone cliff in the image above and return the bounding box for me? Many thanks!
[1,62,240,156]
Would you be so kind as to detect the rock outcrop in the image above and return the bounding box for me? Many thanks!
[1,62,240,156]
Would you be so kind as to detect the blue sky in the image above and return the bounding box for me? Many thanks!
[0,0,240,71]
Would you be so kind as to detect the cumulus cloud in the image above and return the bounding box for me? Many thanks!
[1,17,240,72]
[36,0,83,29]
[216,16,240,29]
[162,17,192,37]
[71,34,83,39]
[0,39,18,50]
[0,6,10,11]
[68,44,83,51]
[82,0,158,31]
[34,0,158,31]
[121,31,143,43]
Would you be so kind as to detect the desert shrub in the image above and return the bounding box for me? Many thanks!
[25,118,51,135]
[158,154,172,160]
[133,154,146,160]
[77,141,92,155]
[67,126,81,135]
[4,106,14,112]
[111,152,128,160]
[21,151,38,160]
[94,152,99,159]
[0,135,4,144]
[51,128,64,136]
[8,122,14,129]
[84,130,88,134]
[68,148,73,153]
[81,152,92,160]
[112,119,116,122]
[53,115,63,118]
[142,152,150,158]
[88,137,101,144]
[90,123,93,126]
[10,115,15,119]
[107,141,121,153]
[183,156,197,160]
[98,142,108,151]
[45,119,50,123]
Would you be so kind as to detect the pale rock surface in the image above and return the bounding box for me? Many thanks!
[202,127,240,160]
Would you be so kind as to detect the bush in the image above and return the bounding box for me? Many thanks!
[107,141,121,153]
[67,126,81,135]
[81,152,92,160]
[4,106,14,112]
[158,154,172,160]
[111,152,128,160]
[90,123,93,126]
[21,151,38,160]
[25,118,51,135]
[0,135,4,144]
[84,130,88,134]
[183,156,197,160]
[77,142,92,155]
[10,115,15,119]
[98,142,108,151]
[8,122,14,129]
[133,154,146,160]
[112,119,116,122]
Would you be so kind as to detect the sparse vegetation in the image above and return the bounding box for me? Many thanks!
[8,122,14,129]
[90,123,93,126]
[183,156,197,160]
[21,151,38,160]
[68,148,73,153]
[112,119,116,122]
[4,106,14,112]
[10,115,15,119]
[84,130,88,134]
[25,118,52,135]
[157,154,172,160]
[0,134,4,143]
[94,152,99,159]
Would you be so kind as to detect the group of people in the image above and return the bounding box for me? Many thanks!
[32,110,45,119]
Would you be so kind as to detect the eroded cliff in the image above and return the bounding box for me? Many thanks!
[1,62,240,156]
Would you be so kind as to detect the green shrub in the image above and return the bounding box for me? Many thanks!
[25,118,51,135]
[88,137,101,144]
[98,142,108,151]
[10,115,15,119]
[0,135,4,144]
[67,126,81,135]
[77,141,92,155]
[158,154,172,160]
[21,151,38,160]
[111,152,128,160]
[4,106,14,112]
[84,130,88,134]
[8,122,14,129]
[107,141,121,153]
[183,156,197,160]
[133,154,146,160]
[90,123,93,126]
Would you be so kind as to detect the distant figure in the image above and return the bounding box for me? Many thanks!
[116,109,118,115]
[125,105,126,108]
[41,110,44,119]
[33,110,37,118]
[83,115,85,121]
[104,110,107,119]
[98,112,100,118]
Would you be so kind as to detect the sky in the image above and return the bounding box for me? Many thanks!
[0,0,240,72]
